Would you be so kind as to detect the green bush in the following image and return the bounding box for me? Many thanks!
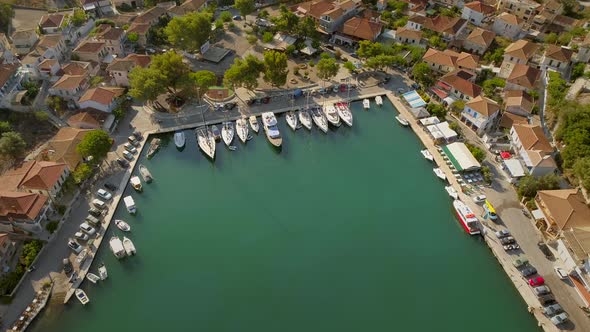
[465,143,485,162]
[21,240,43,268]
[46,221,59,234]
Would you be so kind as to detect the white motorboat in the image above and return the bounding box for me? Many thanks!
[147,138,161,159]
[421,149,434,161]
[445,186,459,200]
[123,237,136,256]
[115,219,131,232]
[221,121,234,147]
[211,125,221,141]
[262,112,282,147]
[395,115,409,126]
[138,164,153,183]
[299,109,312,130]
[323,104,341,127]
[375,95,383,106]
[98,263,108,280]
[363,99,370,110]
[433,168,447,181]
[311,107,328,133]
[109,236,126,258]
[335,102,353,127]
[75,289,89,305]
[249,116,259,133]
[174,131,185,148]
[195,126,215,159]
[124,196,136,214]
[130,176,142,192]
[286,111,298,131]
[86,273,100,284]
[236,118,249,143]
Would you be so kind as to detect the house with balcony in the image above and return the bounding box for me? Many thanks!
[461,1,496,26]
[534,189,590,238]
[21,34,67,77]
[499,39,539,78]
[0,161,70,200]
[0,234,15,275]
[496,0,540,23]
[541,45,573,73]
[0,191,51,235]
[332,16,382,45]
[106,53,150,86]
[436,71,482,103]
[10,29,38,55]
[48,75,89,102]
[291,0,361,34]
[492,13,523,40]
[505,63,540,91]
[461,96,500,134]
[38,13,66,34]
[74,40,109,63]
[422,48,479,73]
[463,28,495,55]
[94,24,126,57]
[394,28,423,46]
[510,123,556,176]
[78,86,125,113]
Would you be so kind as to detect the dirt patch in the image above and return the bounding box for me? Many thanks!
[577,92,590,105]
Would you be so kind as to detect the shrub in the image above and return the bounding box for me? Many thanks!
[46,221,59,234]
[465,143,485,162]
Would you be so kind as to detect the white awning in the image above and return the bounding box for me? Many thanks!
[420,116,440,126]
[503,159,526,178]
[442,142,481,171]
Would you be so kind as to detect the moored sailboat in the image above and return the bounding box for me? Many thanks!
[174,131,185,149]
[311,107,328,133]
[286,111,298,131]
[195,126,215,159]
[445,186,459,199]
[123,237,136,256]
[433,168,447,181]
[138,164,153,183]
[249,116,259,133]
[236,118,249,143]
[323,104,341,127]
[299,109,312,130]
[363,99,370,110]
[421,149,434,161]
[147,138,161,159]
[375,95,383,106]
[396,115,409,126]
[221,121,234,147]
[130,176,142,192]
[335,102,353,127]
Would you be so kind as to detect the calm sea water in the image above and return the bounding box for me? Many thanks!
[32,100,539,332]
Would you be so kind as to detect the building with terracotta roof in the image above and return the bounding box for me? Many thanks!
[510,123,556,175]
[461,96,500,134]
[127,23,150,47]
[106,53,151,87]
[94,24,126,57]
[422,48,479,73]
[11,29,38,55]
[535,189,590,238]
[0,63,21,99]
[423,16,467,41]
[333,16,382,44]
[48,75,89,101]
[541,45,573,72]
[492,13,523,40]
[506,63,540,91]
[20,34,66,79]
[40,128,92,171]
[499,39,539,78]
[37,59,60,79]
[0,233,15,275]
[504,90,534,116]
[78,87,126,113]
[38,13,66,34]
[496,0,541,23]
[0,161,69,199]
[0,191,51,234]
[394,28,423,46]
[134,6,168,26]
[405,15,426,31]
[61,61,97,77]
[291,0,361,33]
[67,112,102,129]
[461,1,496,26]
[80,0,114,17]
[499,111,528,129]
[463,28,495,55]
[168,0,206,17]
[74,40,109,63]
[439,72,482,102]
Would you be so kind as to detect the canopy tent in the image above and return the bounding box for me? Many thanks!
[426,121,457,142]
[420,116,440,126]
[402,90,427,108]
[442,142,481,172]
[503,159,526,178]
[410,107,430,119]
[501,152,512,159]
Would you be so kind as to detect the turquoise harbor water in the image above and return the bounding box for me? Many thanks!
[33,100,539,332]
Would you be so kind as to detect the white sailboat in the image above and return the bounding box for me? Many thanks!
[335,102,353,127]
[249,116,259,133]
[323,104,341,127]
[299,109,312,130]
[123,237,136,256]
[236,118,249,143]
[75,289,89,305]
[262,112,282,147]
[363,99,370,110]
[375,95,383,106]
[98,263,108,280]
[445,186,459,199]
[286,111,298,131]
[311,107,328,133]
[195,126,215,159]
[433,168,447,181]
[221,121,234,147]
[86,273,100,284]
[174,131,185,148]
[421,149,434,161]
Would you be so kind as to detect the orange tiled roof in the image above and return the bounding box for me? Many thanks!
[424,15,466,35]
[42,128,92,170]
[0,191,48,222]
[464,1,496,14]
[0,63,19,88]
[74,40,106,53]
[499,112,529,128]
[441,73,482,98]
[67,112,101,128]
[465,95,500,116]
[537,189,590,231]
[544,44,574,62]
[512,123,552,153]
[107,54,151,72]
[79,87,125,106]
[497,12,522,25]
[51,74,87,90]
[505,40,539,61]
[507,63,540,89]
[340,16,382,40]
[39,13,65,28]
[0,161,68,191]
[505,90,534,113]
[465,27,496,47]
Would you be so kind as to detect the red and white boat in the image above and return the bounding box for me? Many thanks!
[453,200,480,235]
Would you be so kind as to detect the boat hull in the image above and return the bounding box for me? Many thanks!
[299,110,312,130]
[453,200,481,235]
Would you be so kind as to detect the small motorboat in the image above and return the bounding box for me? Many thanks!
[375,95,383,106]
[286,111,298,131]
[221,121,234,147]
[75,289,89,305]
[299,109,312,130]
[445,186,458,200]
[147,138,161,159]
[236,118,249,143]
[395,115,409,126]
[421,149,434,161]
[211,125,221,141]
[109,236,126,259]
[130,176,142,192]
[363,99,370,110]
[115,219,131,232]
[98,263,108,280]
[174,131,185,149]
[86,273,100,284]
[138,164,153,183]
[249,116,259,133]
[433,168,447,181]
[124,196,136,214]
[123,237,136,256]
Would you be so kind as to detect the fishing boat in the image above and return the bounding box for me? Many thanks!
[421,149,434,161]
[115,219,131,232]
[174,131,185,149]
[395,115,409,126]
[138,164,153,183]
[123,237,136,256]
[433,168,447,181]
[130,176,142,192]
[453,199,481,235]
[261,112,282,147]
[195,126,216,160]
[311,107,328,133]
[335,102,353,127]
[445,186,459,199]
[236,118,249,143]
[211,125,221,141]
[323,104,341,127]
[363,99,370,110]
[221,121,234,147]
[249,116,259,133]
[299,109,312,130]
[86,273,100,284]
[375,95,383,106]
[124,196,136,214]
[98,263,108,280]
[147,138,161,159]
[286,111,298,131]
[75,289,89,305]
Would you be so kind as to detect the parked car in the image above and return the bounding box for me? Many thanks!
[520,266,537,277]
[554,267,569,279]
[128,136,140,147]
[495,229,511,238]
[104,182,117,191]
[74,231,89,241]
[500,237,516,245]
[88,207,102,217]
[85,215,100,226]
[538,242,554,259]
[92,198,106,210]
[512,257,529,268]
[123,150,134,161]
[68,239,82,253]
[533,285,551,296]
[550,312,569,325]
[97,189,112,201]
[473,195,487,203]
[80,222,96,235]
[232,15,241,20]
[117,158,129,168]
[62,258,73,274]
[538,293,556,305]
[543,303,564,316]
[529,277,545,286]
[411,83,421,90]
[132,131,143,140]
[124,143,137,154]
[350,52,358,59]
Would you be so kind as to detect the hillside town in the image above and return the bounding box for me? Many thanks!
[0,0,589,330]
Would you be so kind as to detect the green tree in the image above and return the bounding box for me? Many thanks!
[482,77,505,96]
[571,63,586,81]
[343,61,356,74]
[574,157,590,190]
[71,8,87,27]
[0,4,14,34]
[223,55,264,91]
[127,32,139,43]
[89,76,104,87]
[316,57,340,82]
[76,130,112,160]
[246,34,258,45]
[544,32,558,44]
[0,121,10,134]
[465,143,485,162]
[547,71,568,109]
[234,0,255,20]
[483,47,505,65]
[428,35,447,49]
[426,103,447,119]
[220,10,232,22]
[357,40,384,59]
[34,111,49,122]
[517,174,561,199]
[558,33,572,46]
[296,17,318,40]
[151,51,192,94]
[189,70,217,96]
[272,5,299,34]
[0,132,26,159]
[262,31,274,43]
[258,9,269,19]
[263,50,289,88]
[412,62,434,87]
[73,163,93,184]
[165,11,212,51]
[129,67,166,102]
[450,100,465,114]
[22,240,42,267]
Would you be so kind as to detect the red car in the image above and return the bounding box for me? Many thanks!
[529,277,545,286]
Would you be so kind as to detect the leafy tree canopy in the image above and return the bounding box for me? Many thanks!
[235,0,256,19]
[224,55,264,90]
[76,130,112,160]
[316,57,340,81]
[165,11,212,51]
[412,62,434,87]
[263,50,289,87]
[129,67,167,102]
[0,131,26,159]
[517,174,561,199]
[189,70,217,95]
[0,4,14,34]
